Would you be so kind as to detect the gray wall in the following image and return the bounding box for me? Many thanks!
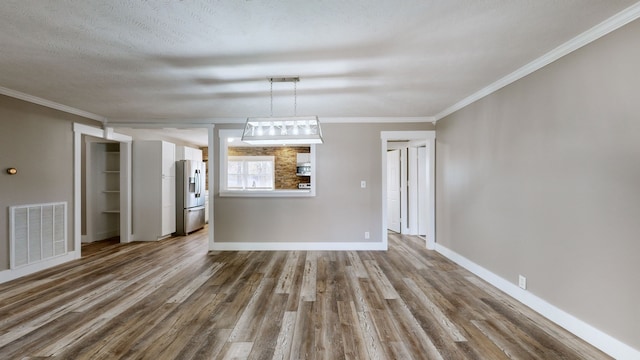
[214,122,433,244]
[0,95,94,270]
[435,19,640,350]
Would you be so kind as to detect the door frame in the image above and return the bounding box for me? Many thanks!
[386,149,401,233]
[73,123,133,257]
[381,131,435,250]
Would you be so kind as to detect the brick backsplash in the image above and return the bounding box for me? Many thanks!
[228,146,310,189]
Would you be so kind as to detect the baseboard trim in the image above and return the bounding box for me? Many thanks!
[210,241,387,251]
[435,243,639,360]
[0,251,79,284]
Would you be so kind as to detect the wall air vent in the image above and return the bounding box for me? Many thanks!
[10,202,67,269]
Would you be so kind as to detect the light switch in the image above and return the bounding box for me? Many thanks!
[361,180,366,188]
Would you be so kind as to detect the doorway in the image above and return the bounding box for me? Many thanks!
[73,123,132,259]
[381,131,435,250]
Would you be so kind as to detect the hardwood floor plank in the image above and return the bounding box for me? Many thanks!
[363,260,399,300]
[189,328,232,360]
[472,318,540,360]
[344,266,369,313]
[388,298,450,359]
[337,301,369,360]
[285,251,307,311]
[314,266,344,360]
[289,301,315,360]
[221,341,254,359]
[272,311,297,360]
[356,310,388,360]
[229,277,277,342]
[0,230,612,360]
[275,251,301,294]
[346,251,369,278]
[299,252,317,302]
[246,293,288,360]
[402,277,467,342]
[166,262,223,303]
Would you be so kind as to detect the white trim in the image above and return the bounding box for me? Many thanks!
[320,117,434,123]
[109,116,435,126]
[0,86,106,122]
[435,243,640,360]
[219,190,315,198]
[381,131,436,250]
[434,2,640,121]
[400,147,409,234]
[208,125,215,251]
[109,121,226,128]
[73,123,133,253]
[210,242,387,251]
[218,129,317,197]
[0,251,78,284]
[407,146,419,235]
[119,141,133,243]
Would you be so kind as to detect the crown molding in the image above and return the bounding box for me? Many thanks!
[0,86,106,123]
[108,116,435,126]
[434,1,640,121]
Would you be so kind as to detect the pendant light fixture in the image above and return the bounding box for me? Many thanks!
[242,77,323,145]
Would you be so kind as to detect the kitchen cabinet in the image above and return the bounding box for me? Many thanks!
[176,145,203,162]
[133,140,176,241]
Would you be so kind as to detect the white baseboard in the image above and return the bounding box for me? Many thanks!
[210,241,387,251]
[0,251,78,284]
[435,244,639,360]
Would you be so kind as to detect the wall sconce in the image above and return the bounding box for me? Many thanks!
[6,168,17,175]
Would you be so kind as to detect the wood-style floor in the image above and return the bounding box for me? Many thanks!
[0,229,609,359]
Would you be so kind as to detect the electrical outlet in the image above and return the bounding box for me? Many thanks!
[364,231,370,239]
[518,275,527,290]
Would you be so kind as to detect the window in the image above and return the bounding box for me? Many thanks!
[227,156,275,190]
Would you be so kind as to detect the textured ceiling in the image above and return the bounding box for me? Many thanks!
[0,0,638,125]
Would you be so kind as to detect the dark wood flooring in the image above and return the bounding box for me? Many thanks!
[0,229,610,359]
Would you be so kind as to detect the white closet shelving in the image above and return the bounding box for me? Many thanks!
[86,141,120,242]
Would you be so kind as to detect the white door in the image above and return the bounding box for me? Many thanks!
[161,141,176,236]
[417,146,427,236]
[161,175,176,236]
[387,150,401,233]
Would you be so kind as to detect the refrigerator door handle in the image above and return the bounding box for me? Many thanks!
[195,169,201,197]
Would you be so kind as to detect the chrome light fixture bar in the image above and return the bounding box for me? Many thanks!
[242,77,324,145]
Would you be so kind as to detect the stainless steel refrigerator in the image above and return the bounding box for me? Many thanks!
[175,160,206,235]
